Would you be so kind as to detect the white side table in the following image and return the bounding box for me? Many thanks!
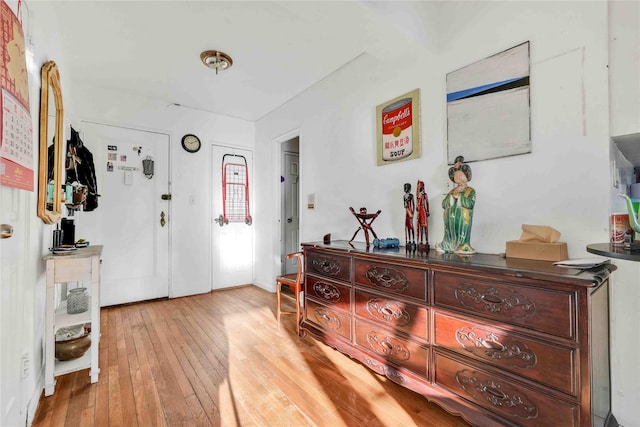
[43,245,102,396]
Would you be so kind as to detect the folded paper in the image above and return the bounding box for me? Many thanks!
[519,224,561,243]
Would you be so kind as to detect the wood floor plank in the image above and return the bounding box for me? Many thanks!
[114,309,138,426]
[33,286,470,427]
[48,372,73,426]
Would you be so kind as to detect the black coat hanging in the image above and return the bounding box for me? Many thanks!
[66,126,99,211]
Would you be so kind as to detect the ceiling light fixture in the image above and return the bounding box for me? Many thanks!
[200,50,233,75]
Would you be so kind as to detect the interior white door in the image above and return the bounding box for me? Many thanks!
[0,187,26,427]
[211,145,253,289]
[282,152,300,275]
[79,122,170,306]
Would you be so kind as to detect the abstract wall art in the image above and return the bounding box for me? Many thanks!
[446,41,530,164]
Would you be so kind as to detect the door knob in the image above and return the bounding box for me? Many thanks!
[1,224,13,239]
[160,211,166,227]
[287,218,293,223]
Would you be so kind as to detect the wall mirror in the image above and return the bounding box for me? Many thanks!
[37,61,64,224]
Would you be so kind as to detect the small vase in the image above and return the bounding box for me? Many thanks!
[67,287,88,314]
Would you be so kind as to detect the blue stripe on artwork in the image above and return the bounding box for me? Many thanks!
[447,77,524,102]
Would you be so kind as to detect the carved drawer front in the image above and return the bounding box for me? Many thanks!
[306,275,351,312]
[306,250,351,282]
[433,271,575,340]
[433,312,577,396]
[354,260,427,302]
[306,299,351,340]
[433,352,579,427]
[355,290,428,342]
[354,319,428,378]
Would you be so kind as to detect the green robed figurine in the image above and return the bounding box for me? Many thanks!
[436,156,476,254]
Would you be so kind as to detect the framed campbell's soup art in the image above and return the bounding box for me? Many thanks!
[376,88,421,166]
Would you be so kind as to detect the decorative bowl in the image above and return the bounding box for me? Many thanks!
[55,333,91,361]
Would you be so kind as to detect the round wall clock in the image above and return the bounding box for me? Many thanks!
[181,134,201,153]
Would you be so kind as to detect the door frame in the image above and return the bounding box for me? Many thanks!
[273,129,301,275]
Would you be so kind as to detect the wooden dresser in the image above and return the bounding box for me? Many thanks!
[301,241,615,427]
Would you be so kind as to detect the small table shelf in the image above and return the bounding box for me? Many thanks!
[587,242,640,262]
[43,245,103,396]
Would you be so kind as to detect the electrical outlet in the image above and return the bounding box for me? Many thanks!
[21,353,29,379]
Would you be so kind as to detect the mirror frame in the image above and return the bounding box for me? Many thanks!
[37,61,64,224]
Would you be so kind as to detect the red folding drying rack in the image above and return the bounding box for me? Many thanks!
[219,154,252,226]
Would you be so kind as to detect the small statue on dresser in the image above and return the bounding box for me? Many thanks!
[403,183,416,251]
[349,207,381,247]
[416,180,430,252]
[436,156,476,254]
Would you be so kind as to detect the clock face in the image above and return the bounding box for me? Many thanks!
[181,134,201,153]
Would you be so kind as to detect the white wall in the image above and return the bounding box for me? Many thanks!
[255,1,638,426]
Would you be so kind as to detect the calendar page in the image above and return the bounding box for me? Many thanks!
[0,1,33,191]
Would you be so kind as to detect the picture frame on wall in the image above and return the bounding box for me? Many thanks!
[376,88,421,166]
[446,41,530,164]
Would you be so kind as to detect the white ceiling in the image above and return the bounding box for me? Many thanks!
[48,1,435,122]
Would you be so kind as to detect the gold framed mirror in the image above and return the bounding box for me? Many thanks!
[37,61,64,224]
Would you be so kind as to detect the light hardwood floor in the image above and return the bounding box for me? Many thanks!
[32,285,470,427]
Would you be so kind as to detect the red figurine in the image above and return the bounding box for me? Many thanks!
[416,180,430,251]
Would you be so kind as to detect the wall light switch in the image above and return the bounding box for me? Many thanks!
[21,353,29,379]
[124,170,133,185]
[307,193,316,209]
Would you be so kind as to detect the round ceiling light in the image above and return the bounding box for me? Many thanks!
[200,50,233,74]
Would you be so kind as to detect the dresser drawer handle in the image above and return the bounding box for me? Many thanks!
[313,282,341,302]
[482,385,507,400]
[365,267,409,291]
[481,294,503,304]
[366,299,412,325]
[455,285,536,319]
[482,340,505,351]
[366,332,410,360]
[456,369,539,419]
[312,258,341,276]
[313,307,341,330]
[381,306,394,316]
[456,327,537,368]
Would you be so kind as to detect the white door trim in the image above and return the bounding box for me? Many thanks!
[272,129,301,276]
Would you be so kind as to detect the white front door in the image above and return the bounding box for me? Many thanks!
[79,122,170,306]
[211,145,253,289]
